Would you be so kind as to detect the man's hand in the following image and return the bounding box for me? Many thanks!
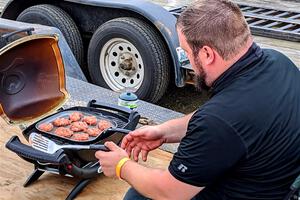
[121,125,166,162]
[95,141,128,178]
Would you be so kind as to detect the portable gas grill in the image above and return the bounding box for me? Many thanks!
[0,29,140,199]
[6,101,139,199]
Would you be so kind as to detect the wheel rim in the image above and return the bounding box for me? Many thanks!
[99,38,145,92]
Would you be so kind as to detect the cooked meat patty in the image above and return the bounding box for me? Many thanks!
[38,123,54,132]
[72,133,89,141]
[53,118,71,127]
[69,112,83,122]
[98,120,112,131]
[82,116,97,126]
[86,128,102,137]
[55,127,73,138]
[70,121,88,132]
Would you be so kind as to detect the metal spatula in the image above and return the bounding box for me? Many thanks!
[29,132,109,154]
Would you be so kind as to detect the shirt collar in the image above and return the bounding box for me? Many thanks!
[210,42,263,96]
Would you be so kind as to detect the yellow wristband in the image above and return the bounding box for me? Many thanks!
[116,157,130,180]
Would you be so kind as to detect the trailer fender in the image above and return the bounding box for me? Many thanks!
[68,0,185,87]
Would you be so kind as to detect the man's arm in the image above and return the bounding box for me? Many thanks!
[121,112,194,161]
[121,160,202,200]
[159,112,194,143]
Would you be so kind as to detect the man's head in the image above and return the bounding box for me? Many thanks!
[176,0,252,90]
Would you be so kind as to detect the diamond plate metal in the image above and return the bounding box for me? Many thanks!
[66,77,184,124]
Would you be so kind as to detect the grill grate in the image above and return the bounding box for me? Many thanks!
[105,115,127,128]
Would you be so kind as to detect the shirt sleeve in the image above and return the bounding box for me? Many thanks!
[168,113,247,187]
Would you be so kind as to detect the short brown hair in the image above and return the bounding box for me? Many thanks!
[176,0,251,60]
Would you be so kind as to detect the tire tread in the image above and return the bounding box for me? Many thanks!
[17,4,84,66]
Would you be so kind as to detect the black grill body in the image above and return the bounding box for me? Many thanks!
[5,100,140,200]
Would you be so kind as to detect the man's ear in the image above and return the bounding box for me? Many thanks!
[199,45,215,65]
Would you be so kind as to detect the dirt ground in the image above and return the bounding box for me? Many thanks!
[157,84,210,114]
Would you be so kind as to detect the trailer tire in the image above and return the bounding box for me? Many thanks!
[16,4,84,66]
[87,17,170,103]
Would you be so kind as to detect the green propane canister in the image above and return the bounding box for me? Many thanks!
[118,92,138,110]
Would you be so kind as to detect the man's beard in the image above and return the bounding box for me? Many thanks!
[194,57,210,92]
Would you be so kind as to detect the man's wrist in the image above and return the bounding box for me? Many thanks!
[157,123,169,142]
[116,157,131,179]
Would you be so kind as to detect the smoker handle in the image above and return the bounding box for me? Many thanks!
[6,136,68,165]
[2,28,34,42]
[87,100,132,115]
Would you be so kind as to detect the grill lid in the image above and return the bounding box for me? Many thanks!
[0,34,68,125]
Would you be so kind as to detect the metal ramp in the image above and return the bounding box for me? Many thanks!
[170,4,300,42]
[240,4,300,42]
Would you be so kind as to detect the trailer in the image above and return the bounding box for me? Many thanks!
[1,0,299,103]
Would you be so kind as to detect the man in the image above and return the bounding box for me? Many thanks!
[95,0,300,199]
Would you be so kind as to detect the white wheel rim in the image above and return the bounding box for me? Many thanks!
[99,38,145,92]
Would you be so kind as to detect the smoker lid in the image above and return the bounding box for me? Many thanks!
[0,34,68,125]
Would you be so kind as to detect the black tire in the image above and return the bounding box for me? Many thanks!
[17,4,84,66]
[87,17,170,103]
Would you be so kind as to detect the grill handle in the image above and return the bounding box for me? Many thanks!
[98,127,132,143]
[106,127,131,134]
[88,100,132,115]
[2,28,34,42]
[89,144,109,151]
[66,163,101,179]
[88,100,140,130]
[6,136,68,165]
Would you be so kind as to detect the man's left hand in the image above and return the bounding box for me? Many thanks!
[95,141,129,178]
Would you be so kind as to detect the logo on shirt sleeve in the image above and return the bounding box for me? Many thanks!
[178,164,188,173]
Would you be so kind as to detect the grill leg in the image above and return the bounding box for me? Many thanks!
[23,167,45,187]
[65,179,93,200]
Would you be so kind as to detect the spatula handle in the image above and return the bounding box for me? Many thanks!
[6,136,67,164]
[89,144,109,151]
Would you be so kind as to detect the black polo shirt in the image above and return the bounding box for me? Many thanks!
[169,43,300,200]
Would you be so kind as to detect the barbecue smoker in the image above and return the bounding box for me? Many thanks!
[0,29,140,199]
